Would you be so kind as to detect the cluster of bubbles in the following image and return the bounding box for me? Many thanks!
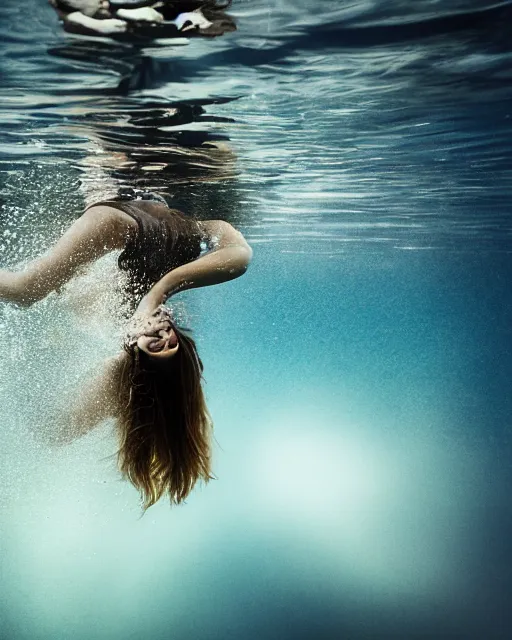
[0,162,125,490]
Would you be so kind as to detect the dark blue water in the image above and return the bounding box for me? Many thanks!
[1,1,512,638]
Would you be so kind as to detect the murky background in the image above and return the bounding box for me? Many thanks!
[1,1,512,638]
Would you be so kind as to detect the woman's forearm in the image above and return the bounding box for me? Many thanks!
[0,271,27,306]
[137,243,253,314]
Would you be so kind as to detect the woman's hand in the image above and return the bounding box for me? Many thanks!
[125,305,174,346]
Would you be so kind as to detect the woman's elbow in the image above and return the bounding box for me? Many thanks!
[226,246,252,281]
[245,242,253,263]
[239,244,253,274]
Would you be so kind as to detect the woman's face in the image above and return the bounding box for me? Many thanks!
[128,308,180,359]
[137,315,179,359]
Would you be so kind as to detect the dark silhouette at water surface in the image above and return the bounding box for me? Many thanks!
[50,0,236,39]
[46,37,244,218]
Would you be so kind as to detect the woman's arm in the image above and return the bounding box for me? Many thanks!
[48,355,122,445]
[137,220,252,314]
[0,206,128,306]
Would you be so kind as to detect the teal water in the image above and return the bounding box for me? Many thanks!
[1,1,512,638]
[2,243,512,639]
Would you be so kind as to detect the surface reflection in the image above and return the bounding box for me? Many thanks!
[49,0,236,40]
[47,36,243,217]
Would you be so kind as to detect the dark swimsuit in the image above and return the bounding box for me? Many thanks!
[86,199,205,302]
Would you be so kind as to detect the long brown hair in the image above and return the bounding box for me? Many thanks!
[117,325,213,510]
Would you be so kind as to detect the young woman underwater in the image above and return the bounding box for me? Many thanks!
[0,190,252,509]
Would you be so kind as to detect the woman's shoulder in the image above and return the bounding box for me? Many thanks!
[199,219,252,254]
[197,219,227,246]
[83,202,138,239]
[199,219,232,233]
[199,219,239,239]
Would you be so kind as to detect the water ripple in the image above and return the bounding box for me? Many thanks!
[0,0,511,252]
